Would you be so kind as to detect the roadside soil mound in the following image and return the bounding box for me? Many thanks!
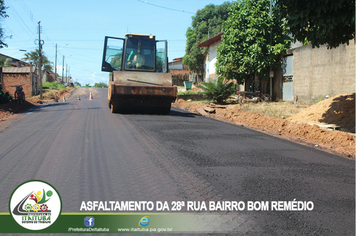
[0,88,74,122]
[288,93,355,133]
[0,98,42,121]
[173,97,355,159]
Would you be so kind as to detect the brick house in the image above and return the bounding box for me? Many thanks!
[1,66,38,97]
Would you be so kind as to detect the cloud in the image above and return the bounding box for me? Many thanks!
[75,72,108,86]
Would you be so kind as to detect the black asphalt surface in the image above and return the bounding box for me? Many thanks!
[0,88,354,234]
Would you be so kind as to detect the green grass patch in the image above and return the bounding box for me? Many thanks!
[177,90,197,95]
[42,82,67,90]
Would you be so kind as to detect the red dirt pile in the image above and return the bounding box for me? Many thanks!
[288,93,355,133]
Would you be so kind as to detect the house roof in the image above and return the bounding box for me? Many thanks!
[198,32,224,48]
[173,57,183,61]
[0,53,30,66]
[169,57,183,64]
[2,66,35,73]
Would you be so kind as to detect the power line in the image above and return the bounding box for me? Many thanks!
[137,0,195,15]
[5,0,35,37]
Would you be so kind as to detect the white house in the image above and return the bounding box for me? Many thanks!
[198,32,244,91]
[198,32,223,81]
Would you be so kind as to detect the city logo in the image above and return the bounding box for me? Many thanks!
[84,216,95,227]
[138,216,150,227]
[9,180,62,230]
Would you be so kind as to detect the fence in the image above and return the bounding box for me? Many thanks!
[172,74,190,86]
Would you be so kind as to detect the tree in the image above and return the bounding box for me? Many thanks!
[93,82,108,88]
[74,82,81,87]
[0,58,11,67]
[0,0,8,48]
[22,49,53,72]
[216,0,290,84]
[183,2,231,79]
[278,0,355,49]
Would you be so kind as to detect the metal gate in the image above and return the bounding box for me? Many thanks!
[282,80,293,101]
[282,55,293,101]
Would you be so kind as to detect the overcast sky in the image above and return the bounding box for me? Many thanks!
[1,0,229,86]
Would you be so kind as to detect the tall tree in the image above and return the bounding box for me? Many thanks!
[216,0,290,84]
[22,49,53,72]
[278,0,355,48]
[0,0,8,48]
[183,2,231,79]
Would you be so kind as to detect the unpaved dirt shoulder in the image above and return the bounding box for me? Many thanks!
[172,99,355,159]
[0,88,75,131]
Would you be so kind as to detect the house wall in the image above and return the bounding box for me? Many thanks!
[2,73,32,98]
[207,40,221,79]
[42,72,55,83]
[169,61,184,70]
[293,39,355,101]
[203,53,209,81]
[170,69,190,76]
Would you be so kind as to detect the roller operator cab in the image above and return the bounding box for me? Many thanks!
[102,34,177,114]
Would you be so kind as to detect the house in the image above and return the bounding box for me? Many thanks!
[0,53,30,67]
[199,32,355,101]
[169,57,188,72]
[277,39,355,101]
[42,71,56,83]
[1,66,38,97]
[169,57,193,86]
[198,32,244,91]
[0,53,40,97]
[198,32,223,81]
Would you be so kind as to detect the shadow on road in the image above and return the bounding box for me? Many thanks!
[169,109,198,118]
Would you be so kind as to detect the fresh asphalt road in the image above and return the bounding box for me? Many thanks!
[0,88,354,234]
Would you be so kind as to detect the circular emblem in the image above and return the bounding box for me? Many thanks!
[9,180,62,230]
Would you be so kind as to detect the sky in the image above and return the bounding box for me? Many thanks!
[0,0,230,86]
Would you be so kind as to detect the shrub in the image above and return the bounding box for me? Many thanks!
[195,77,235,104]
[42,82,66,90]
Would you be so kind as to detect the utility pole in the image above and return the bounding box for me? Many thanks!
[62,55,64,83]
[66,63,68,82]
[38,21,43,100]
[55,44,57,83]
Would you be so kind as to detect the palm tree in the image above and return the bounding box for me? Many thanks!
[22,49,53,72]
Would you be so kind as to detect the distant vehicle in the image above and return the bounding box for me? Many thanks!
[101,34,177,114]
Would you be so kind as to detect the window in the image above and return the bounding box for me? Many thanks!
[124,37,155,71]
[102,37,124,72]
